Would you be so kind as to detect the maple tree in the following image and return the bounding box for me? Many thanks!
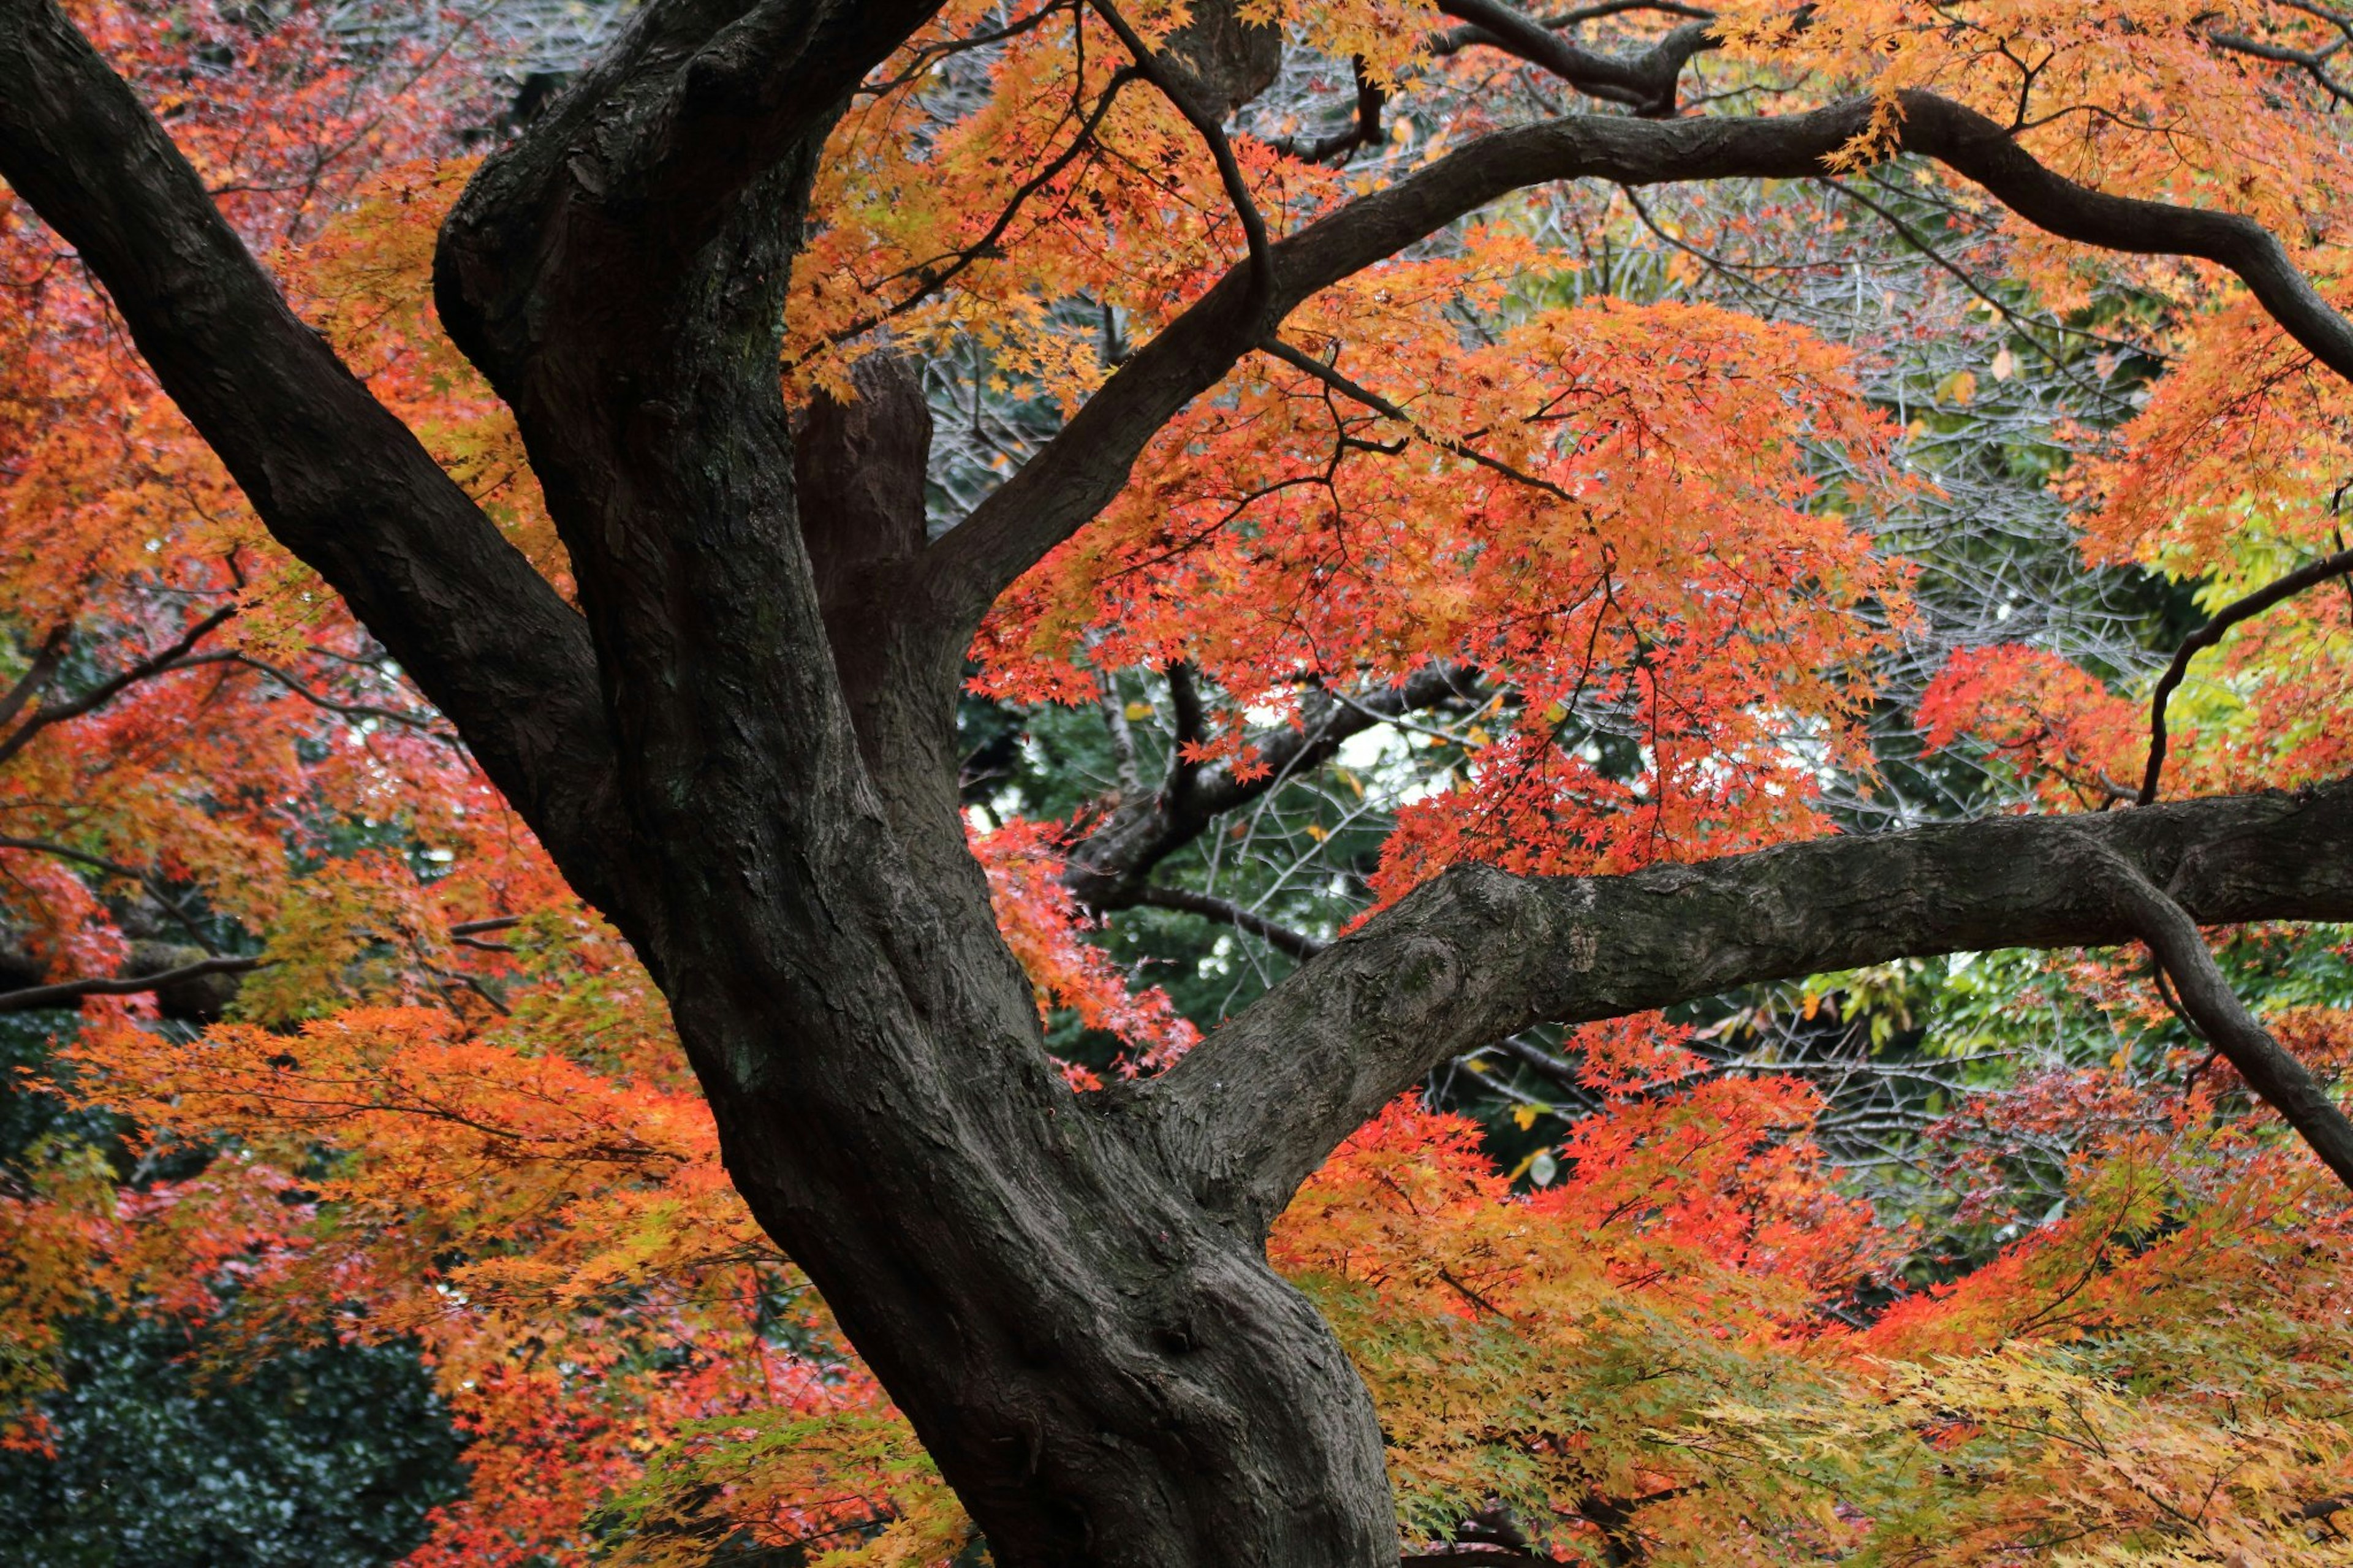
[2,0,2353,1563]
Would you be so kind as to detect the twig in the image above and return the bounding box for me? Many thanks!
[1090,0,1273,307]
[1259,336,1583,506]
[2139,544,2353,805]
[1131,884,1329,960]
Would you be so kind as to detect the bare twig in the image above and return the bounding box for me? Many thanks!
[1132,883,1329,961]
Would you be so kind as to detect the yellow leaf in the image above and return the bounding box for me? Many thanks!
[1990,346,2015,381]
[1123,701,1153,721]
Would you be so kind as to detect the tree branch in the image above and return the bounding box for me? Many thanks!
[211,652,455,737]
[1430,0,1718,115]
[0,0,631,914]
[0,624,70,733]
[0,836,214,944]
[1140,778,2353,1230]
[1260,336,1583,504]
[2091,846,2353,1189]
[1064,662,1487,907]
[0,604,235,768]
[0,953,263,1013]
[2209,26,2353,107]
[922,89,2353,649]
[2139,544,2353,805]
[1132,884,1330,961]
[1091,0,1271,305]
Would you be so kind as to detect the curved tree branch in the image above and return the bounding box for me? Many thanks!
[922,89,2353,648]
[2091,846,2353,1188]
[0,953,263,1013]
[1430,0,1719,115]
[1091,0,1272,305]
[2139,544,2353,805]
[1141,778,2353,1231]
[1132,884,1330,961]
[0,0,631,912]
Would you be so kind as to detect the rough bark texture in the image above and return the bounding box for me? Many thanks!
[1147,779,2353,1232]
[6,2,2353,1564]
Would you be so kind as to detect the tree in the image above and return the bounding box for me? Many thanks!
[2,0,2351,1563]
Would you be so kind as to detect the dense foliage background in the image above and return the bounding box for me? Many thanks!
[2,0,2351,1561]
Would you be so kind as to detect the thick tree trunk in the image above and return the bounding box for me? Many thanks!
[426,78,1404,1568]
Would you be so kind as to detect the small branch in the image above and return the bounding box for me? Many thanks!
[2139,545,2353,805]
[448,913,524,952]
[2208,27,2353,107]
[1430,0,1718,115]
[0,604,236,768]
[1063,662,1486,906]
[0,835,213,944]
[1165,661,1206,808]
[1544,0,1713,21]
[1823,172,2142,394]
[222,653,453,735]
[1132,884,1329,961]
[1099,675,1145,793]
[1260,336,1583,507]
[0,623,69,732]
[1090,0,1273,307]
[0,953,263,1012]
[2094,848,2353,1191]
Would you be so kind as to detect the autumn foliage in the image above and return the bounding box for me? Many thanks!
[4,0,2352,1562]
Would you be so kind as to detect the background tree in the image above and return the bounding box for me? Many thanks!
[2,0,2352,1564]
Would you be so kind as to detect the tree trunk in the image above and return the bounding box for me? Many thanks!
[427,89,1404,1568]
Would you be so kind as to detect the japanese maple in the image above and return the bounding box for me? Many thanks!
[0,0,2350,1564]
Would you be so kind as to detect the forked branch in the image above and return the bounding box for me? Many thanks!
[1144,778,2353,1229]
[923,90,2353,652]
[0,604,235,769]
